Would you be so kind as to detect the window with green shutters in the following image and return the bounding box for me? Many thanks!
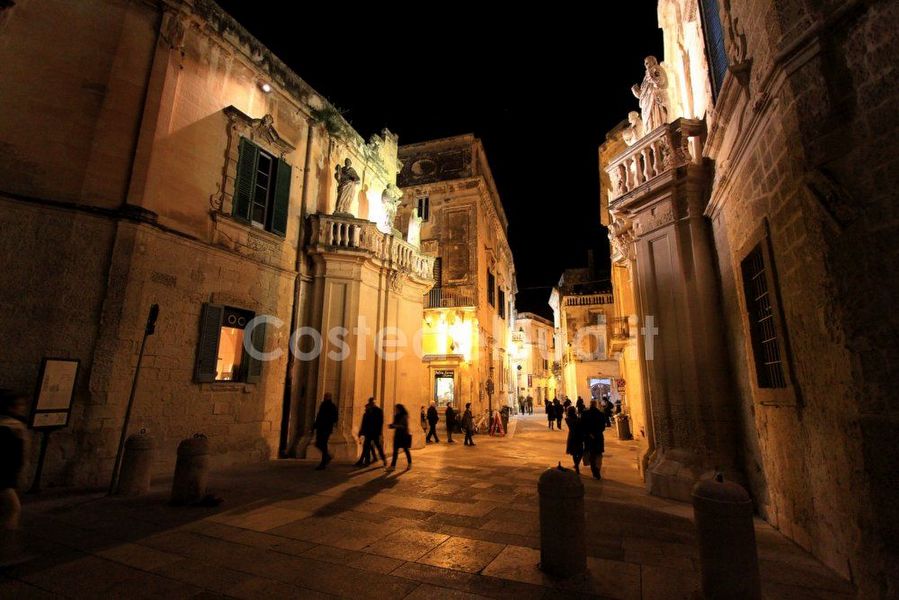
[233,137,291,236]
[194,303,266,384]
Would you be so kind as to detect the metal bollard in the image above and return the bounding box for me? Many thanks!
[170,433,210,506]
[115,432,154,496]
[692,474,761,600]
[538,463,587,578]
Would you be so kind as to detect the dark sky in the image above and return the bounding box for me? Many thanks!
[215,3,663,318]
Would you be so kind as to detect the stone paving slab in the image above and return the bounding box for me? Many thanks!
[5,415,858,599]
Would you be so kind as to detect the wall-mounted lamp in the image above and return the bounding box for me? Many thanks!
[260,82,272,93]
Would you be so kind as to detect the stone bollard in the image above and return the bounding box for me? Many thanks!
[115,432,154,496]
[692,474,761,600]
[538,463,587,578]
[170,434,210,506]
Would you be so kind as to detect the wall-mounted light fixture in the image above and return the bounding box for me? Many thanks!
[260,82,272,93]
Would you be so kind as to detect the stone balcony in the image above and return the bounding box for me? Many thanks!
[307,213,435,284]
[563,292,614,307]
[424,287,476,309]
[606,118,706,208]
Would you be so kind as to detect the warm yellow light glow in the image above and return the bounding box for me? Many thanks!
[422,308,475,362]
[260,82,272,93]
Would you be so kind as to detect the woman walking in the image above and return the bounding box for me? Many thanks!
[387,404,412,471]
[546,399,555,430]
[565,406,584,474]
[462,403,475,446]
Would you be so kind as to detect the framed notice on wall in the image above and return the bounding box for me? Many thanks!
[31,358,79,429]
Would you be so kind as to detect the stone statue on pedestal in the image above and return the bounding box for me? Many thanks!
[334,158,360,216]
[631,56,669,132]
[381,184,403,233]
[622,111,645,146]
[407,214,422,248]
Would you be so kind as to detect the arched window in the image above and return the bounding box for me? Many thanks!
[699,0,728,99]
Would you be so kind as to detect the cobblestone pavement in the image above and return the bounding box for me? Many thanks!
[2,415,856,599]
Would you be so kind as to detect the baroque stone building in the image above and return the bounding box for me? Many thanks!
[602,0,899,594]
[396,135,517,419]
[509,312,556,407]
[0,0,435,484]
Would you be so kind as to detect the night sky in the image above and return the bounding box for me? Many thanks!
[215,2,664,318]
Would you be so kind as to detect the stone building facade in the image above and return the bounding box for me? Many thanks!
[602,0,899,594]
[0,0,434,486]
[510,312,556,406]
[396,135,517,419]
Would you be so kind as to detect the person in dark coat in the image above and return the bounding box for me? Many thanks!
[576,396,586,416]
[582,399,611,479]
[564,406,584,473]
[355,397,385,467]
[562,398,572,429]
[0,390,29,566]
[313,393,338,470]
[387,403,412,470]
[445,402,456,443]
[462,403,475,446]
[553,398,563,430]
[426,402,440,443]
[546,399,555,429]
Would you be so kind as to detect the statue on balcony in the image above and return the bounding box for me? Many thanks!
[334,158,360,216]
[407,214,422,248]
[631,56,669,132]
[621,111,645,147]
[381,183,403,233]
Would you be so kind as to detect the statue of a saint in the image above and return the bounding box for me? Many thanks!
[621,111,645,146]
[407,214,422,248]
[381,183,402,232]
[631,56,669,132]
[334,158,360,216]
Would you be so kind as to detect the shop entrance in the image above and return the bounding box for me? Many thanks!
[434,370,455,407]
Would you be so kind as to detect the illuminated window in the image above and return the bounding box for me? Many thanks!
[699,0,728,99]
[741,245,786,388]
[233,137,292,236]
[417,197,430,221]
[194,304,267,384]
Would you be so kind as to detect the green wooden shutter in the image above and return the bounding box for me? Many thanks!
[233,138,258,222]
[245,319,266,384]
[194,303,224,383]
[270,158,291,236]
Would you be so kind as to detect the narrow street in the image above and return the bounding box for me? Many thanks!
[1,415,853,599]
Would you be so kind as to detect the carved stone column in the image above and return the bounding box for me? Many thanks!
[608,118,740,501]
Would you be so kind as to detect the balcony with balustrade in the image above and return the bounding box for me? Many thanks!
[307,213,435,285]
[606,118,706,211]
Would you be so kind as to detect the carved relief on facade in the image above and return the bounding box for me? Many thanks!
[633,200,676,236]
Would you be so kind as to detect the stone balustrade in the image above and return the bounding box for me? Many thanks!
[564,293,614,306]
[606,118,705,203]
[309,213,435,282]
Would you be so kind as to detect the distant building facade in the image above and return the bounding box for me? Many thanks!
[510,312,556,406]
[601,0,899,594]
[396,135,517,418]
[0,0,436,486]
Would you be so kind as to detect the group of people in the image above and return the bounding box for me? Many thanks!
[517,395,535,415]
[543,395,615,479]
[312,397,479,472]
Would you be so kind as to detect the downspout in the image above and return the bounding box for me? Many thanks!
[279,116,315,457]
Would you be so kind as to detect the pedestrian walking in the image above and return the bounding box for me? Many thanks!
[0,390,29,567]
[553,398,563,430]
[546,399,555,429]
[312,392,338,470]
[426,402,440,443]
[526,395,533,415]
[462,403,475,446]
[582,399,611,479]
[445,402,456,443]
[565,406,585,474]
[355,397,386,467]
[387,404,412,471]
[576,396,586,416]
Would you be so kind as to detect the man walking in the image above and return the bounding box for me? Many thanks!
[462,403,475,446]
[426,402,440,443]
[313,393,338,470]
[582,399,611,479]
[445,402,456,443]
[355,397,386,467]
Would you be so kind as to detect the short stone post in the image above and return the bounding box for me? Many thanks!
[114,432,154,496]
[692,474,761,600]
[538,463,586,578]
[170,434,210,506]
